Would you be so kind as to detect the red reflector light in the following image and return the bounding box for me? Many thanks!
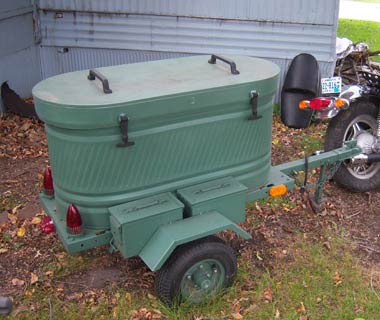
[43,166,54,196]
[40,216,55,234]
[66,204,83,235]
[309,98,332,110]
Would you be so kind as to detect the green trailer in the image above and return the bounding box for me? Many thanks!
[33,55,361,305]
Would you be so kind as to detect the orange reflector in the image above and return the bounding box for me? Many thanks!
[299,100,310,110]
[269,184,287,197]
[334,98,348,108]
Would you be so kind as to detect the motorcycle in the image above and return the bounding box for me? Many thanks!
[299,70,380,192]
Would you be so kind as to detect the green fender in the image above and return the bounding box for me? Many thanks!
[139,211,251,271]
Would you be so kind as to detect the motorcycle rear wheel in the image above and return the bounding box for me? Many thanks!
[325,100,380,192]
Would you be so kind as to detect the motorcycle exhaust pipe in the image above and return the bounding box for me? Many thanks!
[352,154,380,164]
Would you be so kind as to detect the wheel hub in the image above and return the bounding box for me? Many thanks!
[356,131,376,154]
[180,259,225,303]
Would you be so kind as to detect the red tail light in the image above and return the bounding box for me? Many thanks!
[66,204,83,235]
[309,98,332,110]
[40,216,55,234]
[43,167,54,196]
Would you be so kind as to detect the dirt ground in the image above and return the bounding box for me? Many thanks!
[1,114,380,312]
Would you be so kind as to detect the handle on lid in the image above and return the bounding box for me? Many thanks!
[208,54,240,75]
[87,69,112,94]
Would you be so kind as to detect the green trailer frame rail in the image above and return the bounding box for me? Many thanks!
[39,142,361,271]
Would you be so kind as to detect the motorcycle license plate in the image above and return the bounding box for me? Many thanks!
[321,76,342,94]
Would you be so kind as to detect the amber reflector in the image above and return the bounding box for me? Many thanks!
[269,184,287,197]
[299,100,310,110]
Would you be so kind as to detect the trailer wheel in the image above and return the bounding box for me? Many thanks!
[154,236,237,306]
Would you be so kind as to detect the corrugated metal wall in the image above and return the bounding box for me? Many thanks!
[35,0,339,102]
[0,0,339,112]
[0,0,41,112]
[38,0,337,25]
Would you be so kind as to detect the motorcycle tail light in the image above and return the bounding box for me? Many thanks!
[334,98,349,108]
[43,166,54,196]
[66,204,83,235]
[299,100,310,110]
[309,98,332,110]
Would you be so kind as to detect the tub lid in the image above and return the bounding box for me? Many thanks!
[33,55,279,107]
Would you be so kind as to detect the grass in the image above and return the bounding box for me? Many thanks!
[8,231,380,320]
[354,0,380,3]
[338,19,380,51]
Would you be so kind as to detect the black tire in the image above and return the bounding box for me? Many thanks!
[325,100,380,191]
[155,235,237,306]
[0,296,13,315]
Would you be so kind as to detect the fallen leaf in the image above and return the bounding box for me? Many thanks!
[125,292,132,304]
[256,251,263,261]
[12,278,25,286]
[20,122,32,131]
[231,312,243,319]
[12,204,22,214]
[24,290,33,297]
[275,309,280,318]
[255,202,263,213]
[296,301,306,314]
[0,248,8,254]
[17,227,26,237]
[333,271,343,286]
[45,270,54,277]
[8,213,17,224]
[147,293,156,300]
[30,272,39,285]
[264,288,273,302]
[31,216,41,225]
[67,292,83,300]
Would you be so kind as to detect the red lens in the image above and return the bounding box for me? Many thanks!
[66,204,83,235]
[309,98,332,110]
[40,216,55,234]
[43,166,54,196]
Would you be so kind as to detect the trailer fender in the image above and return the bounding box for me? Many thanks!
[139,211,251,271]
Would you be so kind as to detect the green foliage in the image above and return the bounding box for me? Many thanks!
[338,19,380,51]
[9,232,380,320]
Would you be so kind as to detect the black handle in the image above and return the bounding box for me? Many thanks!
[208,54,240,75]
[116,114,134,148]
[87,69,112,94]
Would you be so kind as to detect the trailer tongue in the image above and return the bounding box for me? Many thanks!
[33,55,361,305]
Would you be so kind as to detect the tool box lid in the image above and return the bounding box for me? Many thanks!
[177,176,248,205]
[33,55,279,107]
[109,192,184,225]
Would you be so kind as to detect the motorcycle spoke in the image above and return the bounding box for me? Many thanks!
[352,123,363,136]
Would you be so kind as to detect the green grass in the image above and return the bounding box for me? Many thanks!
[354,0,380,3]
[338,18,380,50]
[9,232,380,320]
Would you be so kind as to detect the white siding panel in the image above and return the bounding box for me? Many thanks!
[40,12,336,62]
[38,0,339,25]
[39,46,192,78]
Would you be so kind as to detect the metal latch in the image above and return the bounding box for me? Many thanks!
[248,90,262,120]
[116,114,135,148]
